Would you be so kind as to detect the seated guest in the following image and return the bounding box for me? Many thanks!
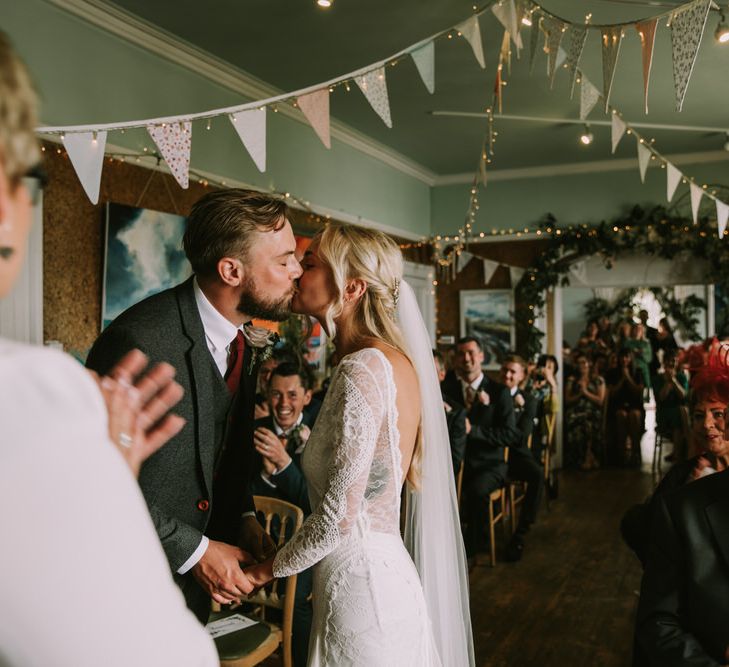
[434,349,468,480]
[500,356,544,561]
[564,353,606,470]
[605,348,645,466]
[597,315,614,350]
[653,349,689,462]
[0,32,216,666]
[636,468,729,665]
[527,354,559,466]
[441,337,518,563]
[577,318,608,357]
[251,362,314,667]
[622,361,729,568]
[626,321,653,390]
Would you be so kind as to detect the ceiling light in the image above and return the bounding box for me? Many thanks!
[716,9,729,42]
[579,125,594,146]
[316,0,333,7]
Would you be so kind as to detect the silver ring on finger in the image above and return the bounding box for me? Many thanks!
[118,432,133,448]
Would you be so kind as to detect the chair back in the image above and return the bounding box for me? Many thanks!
[250,496,304,667]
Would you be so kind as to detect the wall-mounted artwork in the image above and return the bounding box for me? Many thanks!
[459,289,515,369]
[102,203,191,328]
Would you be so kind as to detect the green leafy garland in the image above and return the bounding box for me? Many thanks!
[514,205,727,359]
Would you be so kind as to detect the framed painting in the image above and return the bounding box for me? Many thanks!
[459,289,515,369]
[102,203,191,328]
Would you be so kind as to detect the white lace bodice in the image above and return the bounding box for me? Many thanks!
[272,348,402,577]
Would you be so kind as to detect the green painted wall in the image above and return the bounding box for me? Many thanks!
[1,0,430,236]
[431,161,728,235]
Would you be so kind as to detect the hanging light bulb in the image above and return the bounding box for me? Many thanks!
[579,124,594,145]
[316,0,333,7]
[716,9,729,43]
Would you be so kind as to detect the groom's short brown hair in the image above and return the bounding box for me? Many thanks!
[183,189,288,277]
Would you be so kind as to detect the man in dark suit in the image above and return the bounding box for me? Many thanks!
[441,337,519,561]
[86,189,302,622]
[500,355,543,562]
[636,467,729,665]
[433,349,467,478]
[251,362,315,667]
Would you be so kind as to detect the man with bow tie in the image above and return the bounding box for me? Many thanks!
[86,189,303,622]
[251,361,315,667]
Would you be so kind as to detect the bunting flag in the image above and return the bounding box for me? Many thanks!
[147,121,191,189]
[637,140,651,183]
[635,19,658,114]
[689,182,703,224]
[611,113,627,153]
[542,17,566,87]
[410,41,435,94]
[509,266,526,286]
[580,77,601,120]
[670,0,712,111]
[565,24,588,98]
[499,29,512,77]
[456,15,486,69]
[528,12,542,73]
[456,251,474,274]
[601,27,623,111]
[62,130,107,204]
[568,260,587,285]
[717,200,729,239]
[297,89,331,148]
[492,0,522,51]
[356,68,392,128]
[483,259,499,284]
[667,162,682,202]
[229,108,266,172]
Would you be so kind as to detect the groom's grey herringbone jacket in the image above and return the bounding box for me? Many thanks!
[86,277,256,619]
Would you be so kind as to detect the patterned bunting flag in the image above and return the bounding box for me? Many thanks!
[690,182,704,224]
[611,113,627,153]
[528,12,542,73]
[580,77,601,120]
[670,0,712,111]
[410,41,435,94]
[635,19,658,114]
[717,200,729,239]
[147,121,191,189]
[297,89,331,148]
[667,163,682,202]
[355,67,392,128]
[456,15,486,69]
[565,25,588,98]
[229,108,266,172]
[637,140,651,183]
[542,17,566,87]
[492,0,522,51]
[63,130,107,204]
[601,27,624,111]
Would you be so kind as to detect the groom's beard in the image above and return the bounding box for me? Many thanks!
[237,277,294,322]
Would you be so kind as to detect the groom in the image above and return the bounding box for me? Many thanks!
[87,189,302,622]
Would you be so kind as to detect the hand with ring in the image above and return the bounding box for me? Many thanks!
[254,426,291,474]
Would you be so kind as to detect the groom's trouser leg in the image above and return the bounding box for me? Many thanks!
[292,567,313,667]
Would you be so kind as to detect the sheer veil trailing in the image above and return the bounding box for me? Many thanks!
[399,280,475,667]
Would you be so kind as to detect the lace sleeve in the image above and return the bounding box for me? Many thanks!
[272,353,386,577]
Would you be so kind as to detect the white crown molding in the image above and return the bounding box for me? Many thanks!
[39,133,425,241]
[433,150,729,185]
[43,0,437,185]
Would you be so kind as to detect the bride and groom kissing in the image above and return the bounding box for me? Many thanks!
[87,189,474,666]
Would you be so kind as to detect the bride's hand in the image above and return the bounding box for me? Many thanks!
[243,557,275,595]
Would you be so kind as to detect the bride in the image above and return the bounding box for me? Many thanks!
[244,222,473,666]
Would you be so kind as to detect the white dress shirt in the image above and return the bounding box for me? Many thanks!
[177,279,248,575]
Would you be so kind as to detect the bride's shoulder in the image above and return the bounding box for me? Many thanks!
[344,346,415,384]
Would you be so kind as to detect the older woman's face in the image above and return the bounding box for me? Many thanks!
[692,399,729,454]
[0,162,33,298]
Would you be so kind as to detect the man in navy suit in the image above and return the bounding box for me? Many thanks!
[441,337,519,561]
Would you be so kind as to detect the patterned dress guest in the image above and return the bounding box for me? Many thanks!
[565,353,606,469]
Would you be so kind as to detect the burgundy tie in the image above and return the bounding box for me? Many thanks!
[224,330,245,394]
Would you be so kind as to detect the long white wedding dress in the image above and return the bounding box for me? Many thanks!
[272,347,441,666]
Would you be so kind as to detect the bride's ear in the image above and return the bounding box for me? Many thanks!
[343,278,367,303]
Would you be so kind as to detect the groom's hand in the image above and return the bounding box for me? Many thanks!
[240,513,277,562]
[192,539,255,605]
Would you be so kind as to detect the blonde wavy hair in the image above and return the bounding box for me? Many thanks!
[314,221,422,487]
[0,31,41,183]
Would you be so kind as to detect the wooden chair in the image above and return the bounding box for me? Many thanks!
[486,447,510,567]
[542,413,556,510]
[211,496,304,667]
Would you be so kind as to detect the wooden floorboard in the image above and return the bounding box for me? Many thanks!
[469,468,654,667]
